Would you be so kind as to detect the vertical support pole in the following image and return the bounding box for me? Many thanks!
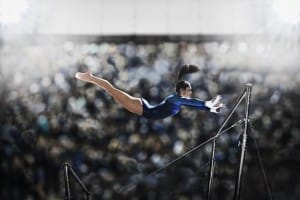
[207,139,216,200]
[64,163,71,200]
[206,86,247,200]
[63,162,90,200]
[234,83,252,200]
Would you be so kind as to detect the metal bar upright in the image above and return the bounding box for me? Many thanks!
[233,83,252,200]
[64,163,71,200]
[207,86,247,200]
[207,139,216,200]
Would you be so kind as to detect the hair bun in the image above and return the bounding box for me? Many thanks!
[177,64,200,80]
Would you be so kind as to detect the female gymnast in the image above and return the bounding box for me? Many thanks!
[75,64,224,120]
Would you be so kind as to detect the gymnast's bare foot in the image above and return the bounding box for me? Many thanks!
[75,72,93,82]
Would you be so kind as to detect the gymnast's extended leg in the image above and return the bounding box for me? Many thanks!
[75,72,143,115]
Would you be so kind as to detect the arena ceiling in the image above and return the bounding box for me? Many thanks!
[1,0,299,36]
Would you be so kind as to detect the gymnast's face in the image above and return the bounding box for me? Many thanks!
[180,85,192,98]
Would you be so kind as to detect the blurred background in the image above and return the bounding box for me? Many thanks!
[0,0,299,199]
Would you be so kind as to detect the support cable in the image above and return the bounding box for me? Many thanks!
[149,119,245,176]
[249,122,273,200]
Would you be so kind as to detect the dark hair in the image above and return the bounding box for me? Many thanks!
[175,80,191,93]
[175,64,199,92]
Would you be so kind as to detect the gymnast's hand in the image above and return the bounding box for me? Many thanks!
[75,72,93,82]
[210,103,225,113]
[205,95,225,113]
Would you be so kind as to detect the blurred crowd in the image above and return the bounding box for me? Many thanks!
[0,38,299,200]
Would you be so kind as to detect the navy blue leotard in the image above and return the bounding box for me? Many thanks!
[141,93,209,120]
